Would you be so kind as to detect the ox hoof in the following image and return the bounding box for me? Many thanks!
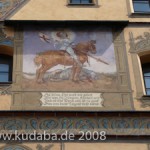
[37,79,44,84]
[72,80,79,83]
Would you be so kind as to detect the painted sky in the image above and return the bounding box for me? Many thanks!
[23,27,116,74]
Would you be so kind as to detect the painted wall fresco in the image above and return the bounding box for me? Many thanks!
[22,27,117,92]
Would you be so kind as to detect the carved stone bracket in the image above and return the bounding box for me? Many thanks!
[138,96,150,108]
[129,32,150,53]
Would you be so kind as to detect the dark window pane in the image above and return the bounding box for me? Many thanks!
[70,0,92,4]
[0,73,9,82]
[143,63,150,76]
[133,0,150,12]
[145,77,150,88]
[81,0,92,4]
[146,89,150,95]
[142,63,150,95]
[0,64,9,72]
[0,54,13,83]
[144,72,150,76]
[71,0,81,4]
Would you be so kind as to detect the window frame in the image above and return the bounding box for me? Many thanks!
[142,63,150,96]
[130,0,150,14]
[68,0,95,5]
[0,54,13,84]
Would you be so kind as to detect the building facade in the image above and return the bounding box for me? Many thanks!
[0,0,150,149]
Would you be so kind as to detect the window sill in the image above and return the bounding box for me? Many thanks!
[131,12,150,16]
[67,3,95,6]
[143,95,150,97]
[0,82,12,86]
[140,95,150,99]
[139,95,150,108]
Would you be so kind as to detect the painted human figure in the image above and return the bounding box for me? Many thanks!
[56,32,82,66]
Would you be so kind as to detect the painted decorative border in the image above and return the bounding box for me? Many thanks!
[0,144,58,150]
[0,116,149,135]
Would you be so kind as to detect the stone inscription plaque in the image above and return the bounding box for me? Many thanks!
[40,92,104,107]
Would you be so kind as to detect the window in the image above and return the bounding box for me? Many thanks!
[142,63,150,95]
[0,54,13,83]
[69,0,94,5]
[132,0,150,13]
